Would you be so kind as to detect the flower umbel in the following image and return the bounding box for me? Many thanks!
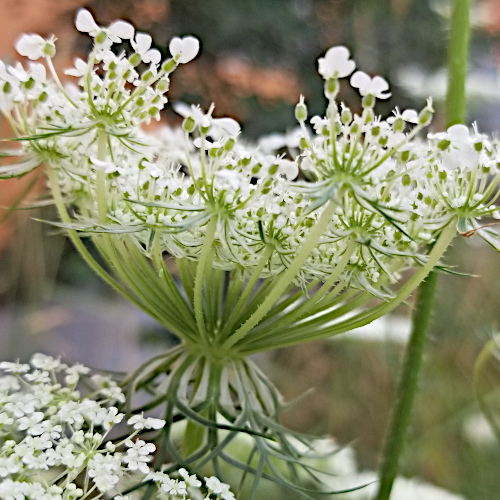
[1,12,500,498]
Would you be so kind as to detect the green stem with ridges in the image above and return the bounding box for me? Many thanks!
[221,246,273,339]
[375,270,439,500]
[252,239,356,333]
[376,1,471,496]
[194,217,218,344]
[46,166,161,322]
[223,201,337,349]
[241,222,456,354]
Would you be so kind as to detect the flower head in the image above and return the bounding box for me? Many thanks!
[318,46,356,79]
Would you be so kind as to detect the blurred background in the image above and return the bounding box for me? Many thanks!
[2,0,500,498]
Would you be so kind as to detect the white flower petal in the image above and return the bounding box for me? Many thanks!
[134,33,152,53]
[108,20,135,40]
[15,34,46,60]
[144,49,161,65]
[213,118,240,137]
[75,9,99,34]
[371,76,390,94]
[401,109,418,123]
[350,71,371,91]
[447,124,470,141]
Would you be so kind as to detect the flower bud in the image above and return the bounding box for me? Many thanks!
[95,31,107,45]
[141,70,154,83]
[324,78,339,98]
[162,58,177,73]
[183,116,195,133]
[295,96,308,122]
[157,77,170,92]
[341,106,352,125]
[362,94,375,108]
[393,117,404,132]
[43,41,56,58]
[129,52,142,67]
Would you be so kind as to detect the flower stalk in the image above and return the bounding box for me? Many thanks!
[375,0,472,498]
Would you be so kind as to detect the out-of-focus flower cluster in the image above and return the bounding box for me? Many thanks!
[0,353,235,500]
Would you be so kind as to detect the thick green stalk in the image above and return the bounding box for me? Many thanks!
[375,1,471,498]
[446,0,472,126]
[375,271,439,499]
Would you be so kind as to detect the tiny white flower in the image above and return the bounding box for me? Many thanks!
[350,71,391,99]
[90,156,119,174]
[317,46,356,79]
[64,58,88,78]
[127,413,165,430]
[15,34,56,60]
[131,33,161,64]
[75,8,134,43]
[179,468,202,488]
[169,36,200,64]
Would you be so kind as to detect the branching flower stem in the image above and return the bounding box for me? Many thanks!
[375,1,472,498]
[223,200,338,349]
[194,216,218,344]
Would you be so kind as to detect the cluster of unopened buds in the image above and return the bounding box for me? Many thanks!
[1,8,500,498]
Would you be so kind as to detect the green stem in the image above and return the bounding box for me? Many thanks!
[194,216,218,343]
[376,1,471,497]
[223,201,337,349]
[46,166,154,316]
[221,246,273,339]
[446,0,472,127]
[375,271,439,500]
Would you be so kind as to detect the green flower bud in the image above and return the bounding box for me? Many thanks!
[362,94,375,108]
[129,53,142,67]
[418,108,433,126]
[162,58,177,73]
[295,96,308,122]
[43,42,56,58]
[183,116,195,132]
[268,163,279,175]
[141,70,154,83]
[393,117,404,132]
[341,107,352,125]
[95,31,107,45]
[325,78,339,97]
[157,77,170,92]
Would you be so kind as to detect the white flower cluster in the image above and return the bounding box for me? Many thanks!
[0,353,235,500]
[1,11,499,301]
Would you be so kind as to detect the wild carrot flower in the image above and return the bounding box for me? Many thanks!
[1,9,500,494]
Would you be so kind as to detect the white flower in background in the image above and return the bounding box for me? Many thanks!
[0,353,235,500]
[318,46,356,79]
[169,36,200,64]
[124,439,156,473]
[463,412,497,447]
[15,34,56,60]
[350,70,391,98]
